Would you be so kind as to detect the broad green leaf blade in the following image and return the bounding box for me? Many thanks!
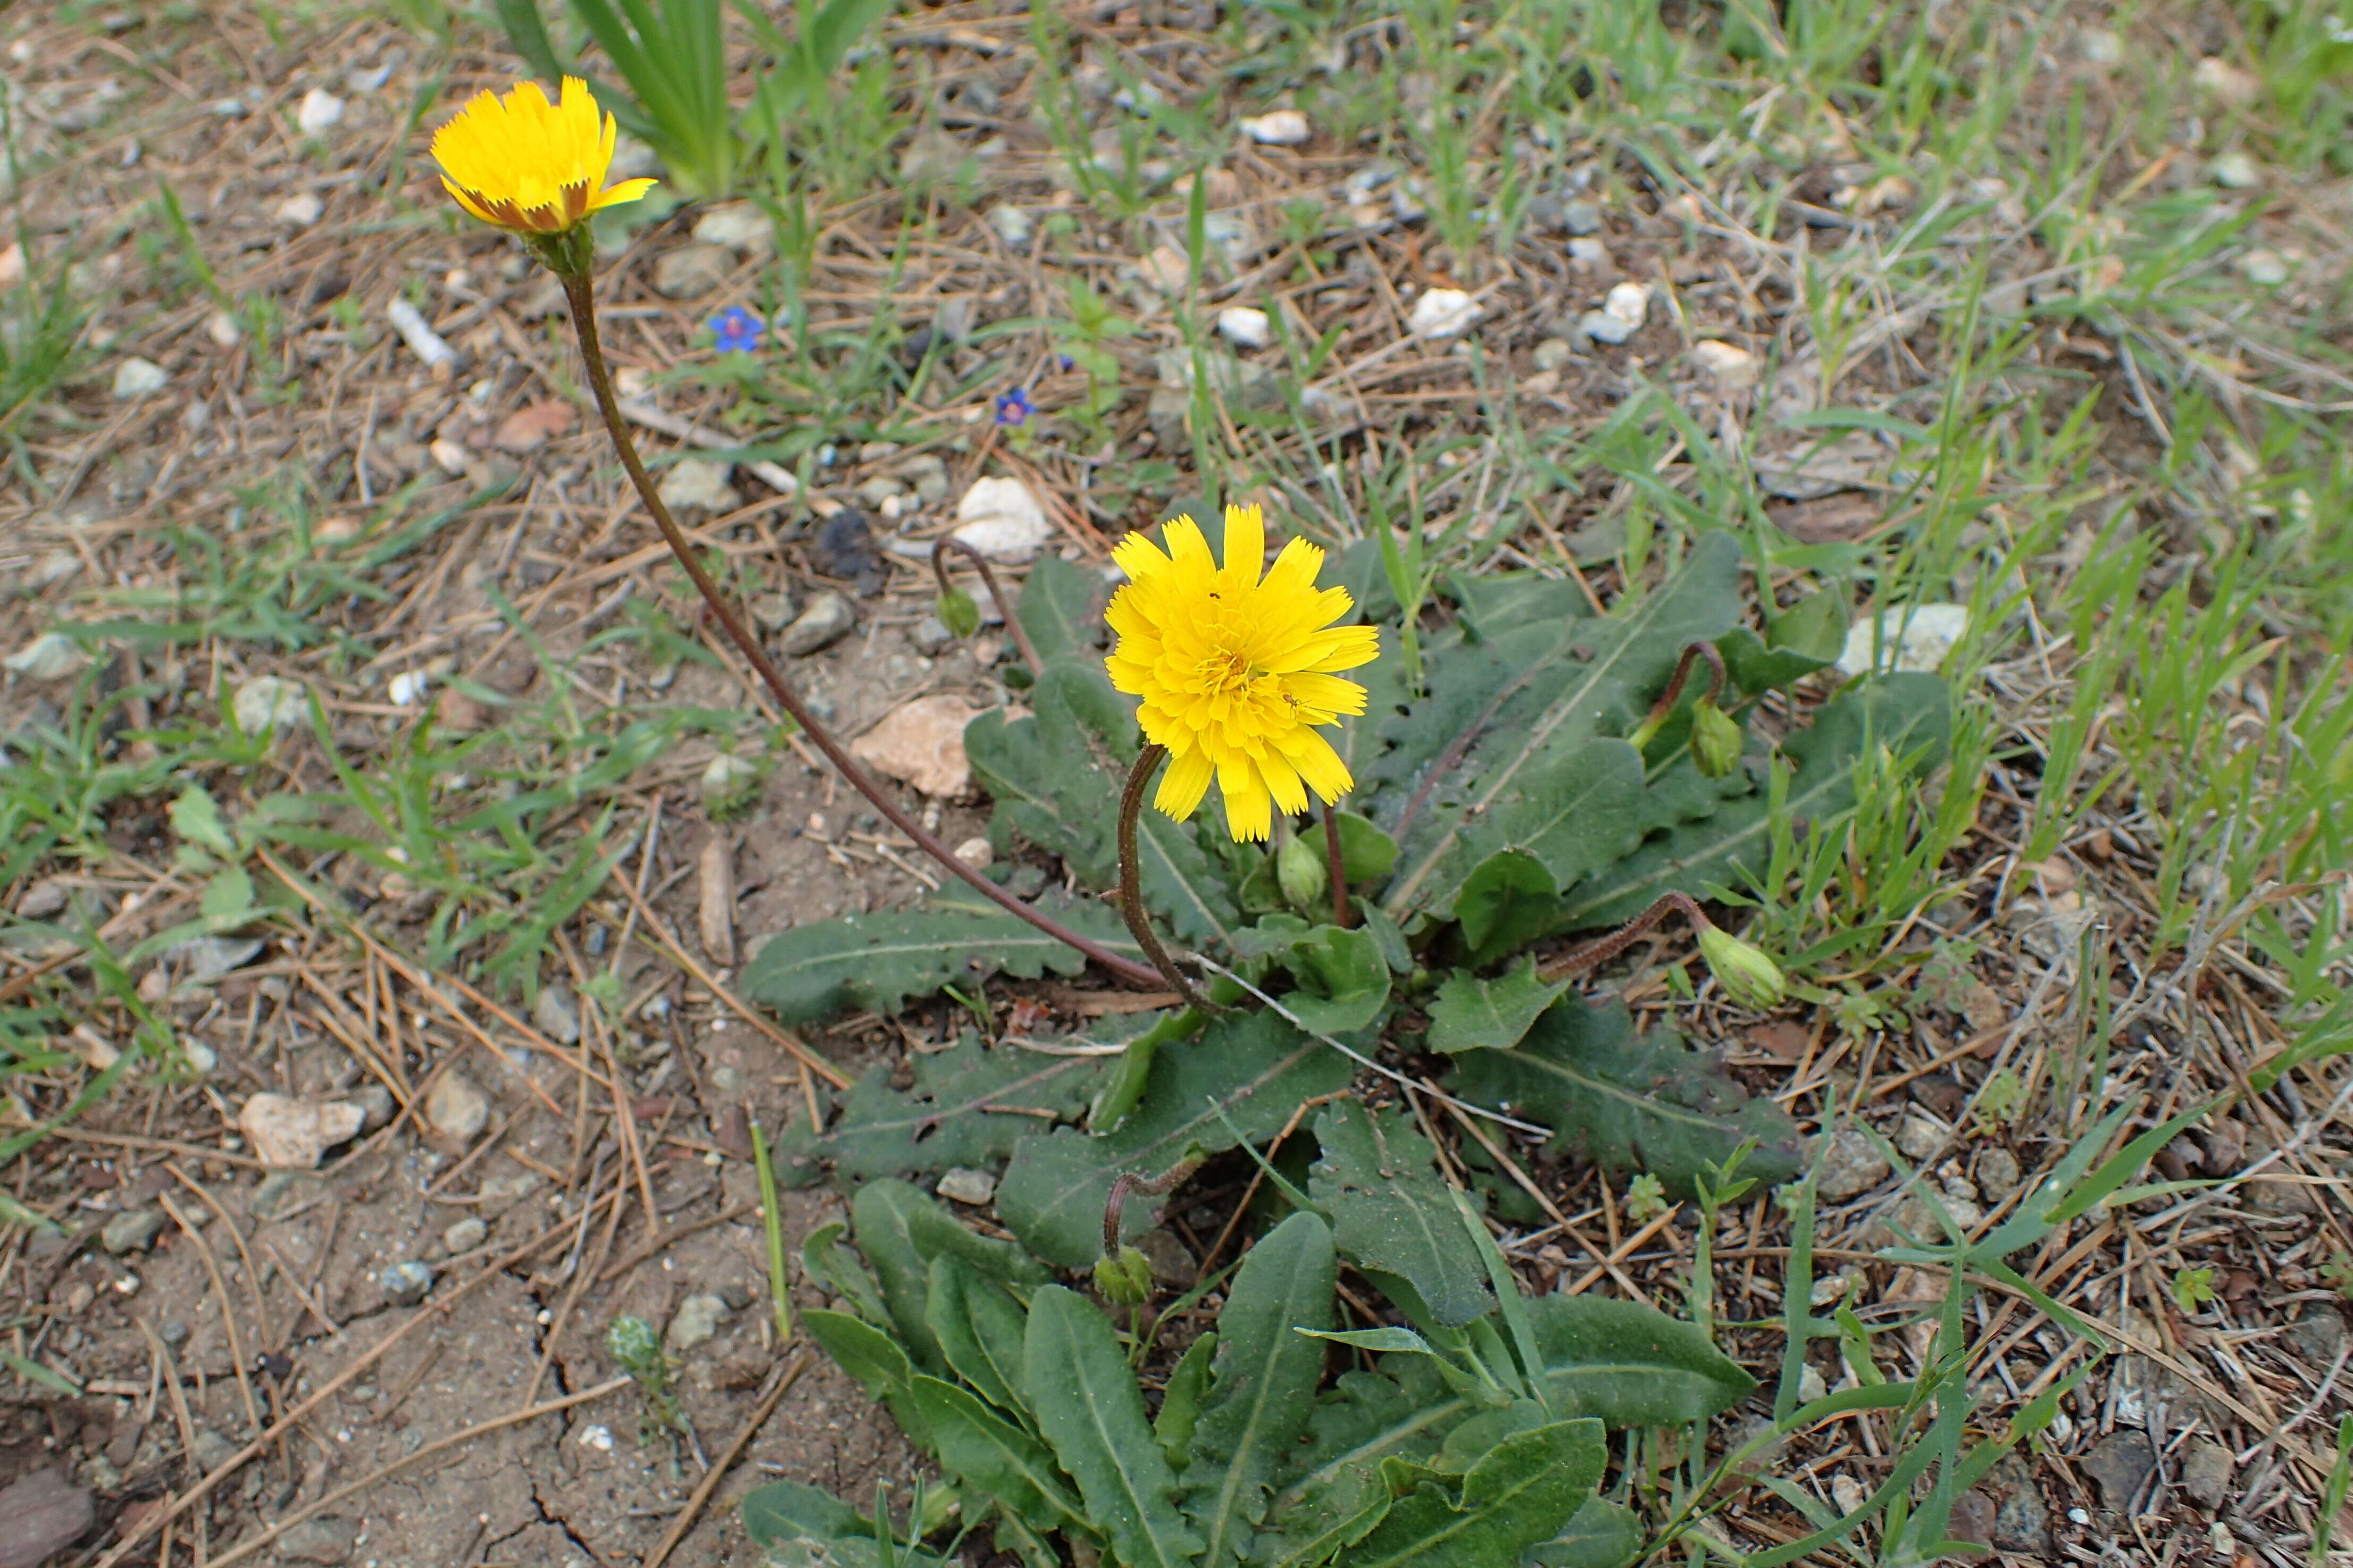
[1014,554,1111,667]
[802,1221,889,1327]
[1184,1211,1337,1566]
[800,1309,932,1446]
[740,887,1140,1024]
[1523,1294,1756,1425]
[1345,1418,1606,1568]
[926,1254,1032,1420]
[998,1009,1351,1268]
[1309,1102,1492,1328]
[1379,533,1746,918]
[1453,849,1555,963]
[773,1032,1117,1187]
[849,1180,948,1370]
[1551,672,1951,931]
[1158,1330,1219,1469]
[913,1375,1087,1531]
[1532,1495,1644,1568]
[1024,1285,1205,1568]
[1448,996,1802,1197]
[1425,959,1571,1054]
[739,1478,953,1567]
[1295,1327,1435,1355]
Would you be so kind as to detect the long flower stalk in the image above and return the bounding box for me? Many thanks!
[557,269,1158,987]
[1115,744,1212,1008]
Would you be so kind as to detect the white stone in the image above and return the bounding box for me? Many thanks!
[2210,150,2260,190]
[1894,1113,1949,1162]
[1407,288,1481,340]
[239,1093,366,1169]
[657,457,740,517]
[952,476,1053,563]
[274,191,323,227]
[441,1217,487,1254]
[1239,109,1311,146]
[1836,604,1969,677]
[295,88,346,135]
[665,1293,729,1352]
[2078,27,2123,63]
[1579,309,1634,346]
[849,695,978,798]
[2238,248,2290,286]
[233,675,306,735]
[701,752,762,814]
[952,836,994,869]
[388,670,428,707]
[111,357,168,399]
[1690,339,1758,392]
[1216,307,1271,349]
[1603,281,1650,330]
[937,1168,997,1205]
[422,1072,490,1143]
[986,205,1033,245]
[1533,338,1573,372]
[2193,56,2259,105]
[4,633,87,681]
[532,984,582,1046]
[691,202,772,255]
[576,1424,614,1452]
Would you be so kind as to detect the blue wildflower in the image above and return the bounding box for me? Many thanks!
[1056,353,1075,372]
[995,387,1033,426]
[709,306,763,354]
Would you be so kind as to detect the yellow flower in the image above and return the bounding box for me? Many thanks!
[1106,504,1379,842]
[430,77,656,236]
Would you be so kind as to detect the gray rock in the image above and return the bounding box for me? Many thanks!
[101,1209,166,1255]
[250,1172,323,1224]
[164,936,265,984]
[422,1072,489,1143]
[855,475,904,506]
[750,591,800,633]
[279,1517,358,1565]
[650,243,733,299]
[701,753,762,816]
[353,1085,396,1134]
[1532,338,1573,372]
[936,1168,996,1205]
[2081,1430,2156,1512]
[14,879,68,919]
[2180,1438,2232,1507]
[1579,307,1636,346]
[1147,388,1191,450]
[665,1293,729,1352]
[1136,1228,1195,1287]
[531,983,582,1046]
[0,1466,92,1568]
[656,457,740,517]
[111,357,169,399]
[1816,1128,1892,1201]
[441,1217,487,1255]
[378,1260,433,1307]
[986,205,1032,245]
[910,615,957,656]
[1894,1113,1949,1162]
[1975,1145,2022,1197]
[1984,1453,2049,1553]
[896,453,950,504]
[159,1318,190,1347]
[1559,198,1603,235]
[190,1427,240,1472]
[779,592,855,657]
[232,675,306,735]
[4,633,88,681]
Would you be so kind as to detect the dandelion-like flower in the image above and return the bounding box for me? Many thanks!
[1106,504,1379,842]
[430,77,656,238]
[710,306,764,354]
[994,388,1033,426]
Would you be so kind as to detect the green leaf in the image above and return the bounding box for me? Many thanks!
[998,1010,1351,1268]
[740,887,1140,1024]
[772,1032,1118,1188]
[1521,1294,1757,1426]
[1184,1211,1337,1565]
[1013,554,1111,667]
[1158,1330,1218,1469]
[1442,569,1595,638]
[925,1255,1031,1420]
[1334,812,1399,884]
[171,785,235,857]
[1278,924,1392,1035]
[848,1181,947,1369]
[1346,1418,1607,1568]
[1453,850,1556,962]
[1374,533,1746,918]
[1024,1285,1205,1568]
[1310,1102,1493,1329]
[739,1478,953,1567]
[1295,1326,1436,1355]
[802,1307,917,1404]
[1532,1495,1645,1568]
[201,864,256,921]
[913,1375,1087,1531]
[1425,959,1571,1054]
[964,662,1240,949]
[1551,672,1951,931]
[1449,996,1802,1198]
[802,1221,889,1327]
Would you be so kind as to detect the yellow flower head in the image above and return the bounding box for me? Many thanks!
[430,77,656,236]
[1106,504,1380,843]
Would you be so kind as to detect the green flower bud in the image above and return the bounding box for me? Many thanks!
[1276,834,1328,910]
[1696,923,1787,1010]
[937,587,981,639]
[1092,1245,1155,1306]
[1691,699,1744,778]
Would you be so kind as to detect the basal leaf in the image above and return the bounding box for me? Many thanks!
[1344,1418,1606,1568]
[1452,850,1556,965]
[1376,533,1746,920]
[773,1032,1117,1188]
[1442,569,1595,639]
[927,1254,1031,1419]
[1523,1294,1757,1426]
[1550,672,1951,932]
[1280,924,1392,1035]
[1531,1495,1645,1568]
[998,1009,1351,1268]
[801,1309,933,1447]
[740,1479,956,1567]
[1309,1102,1492,1329]
[1024,1285,1206,1568]
[914,1374,1088,1532]
[740,887,1140,1024]
[850,1180,950,1369]
[1158,1330,1219,1469]
[1017,553,1113,667]
[1184,1211,1337,1565]
[1425,960,1571,1054]
[1448,996,1802,1197]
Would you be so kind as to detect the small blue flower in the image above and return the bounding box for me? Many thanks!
[1056,353,1075,372]
[709,306,764,354]
[995,387,1033,426]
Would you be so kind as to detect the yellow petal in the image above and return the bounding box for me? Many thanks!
[1155,745,1215,821]
[1219,761,1274,842]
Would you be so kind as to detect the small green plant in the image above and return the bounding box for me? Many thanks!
[2170,1265,2218,1315]
[607,1315,686,1440]
[1624,1172,1670,1225]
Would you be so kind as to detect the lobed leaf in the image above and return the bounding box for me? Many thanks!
[1344,1418,1607,1568]
[1424,960,1571,1054]
[1309,1102,1493,1329]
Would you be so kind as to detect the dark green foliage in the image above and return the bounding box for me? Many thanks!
[1425,960,1571,1054]
[1310,1103,1493,1329]
[1450,997,1803,1196]
[1344,1419,1607,1568]
[1025,1286,1205,1568]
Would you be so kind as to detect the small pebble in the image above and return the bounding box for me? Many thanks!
[952,836,994,869]
[111,358,169,399]
[273,192,323,227]
[1407,288,1481,340]
[1238,109,1310,145]
[295,88,345,135]
[379,1261,432,1307]
[937,1167,997,1205]
[441,1217,487,1254]
[986,205,1033,246]
[1216,307,1271,349]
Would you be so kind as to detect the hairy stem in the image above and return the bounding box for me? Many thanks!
[560,270,1157,987]
[1626,641,1730,752]
[1536,891,1709,983]
[1103,1155,1204,1258]
[929,537,1045,674]
[1322,801,1353,928]
[1116,744,1213,1010]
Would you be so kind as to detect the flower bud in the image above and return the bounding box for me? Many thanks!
[1092,1245,1155,1306]
[1696,923,1786,1009]
[1691,699,1743,778]
[1276,834,1328,910]
[937,588,980,639]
